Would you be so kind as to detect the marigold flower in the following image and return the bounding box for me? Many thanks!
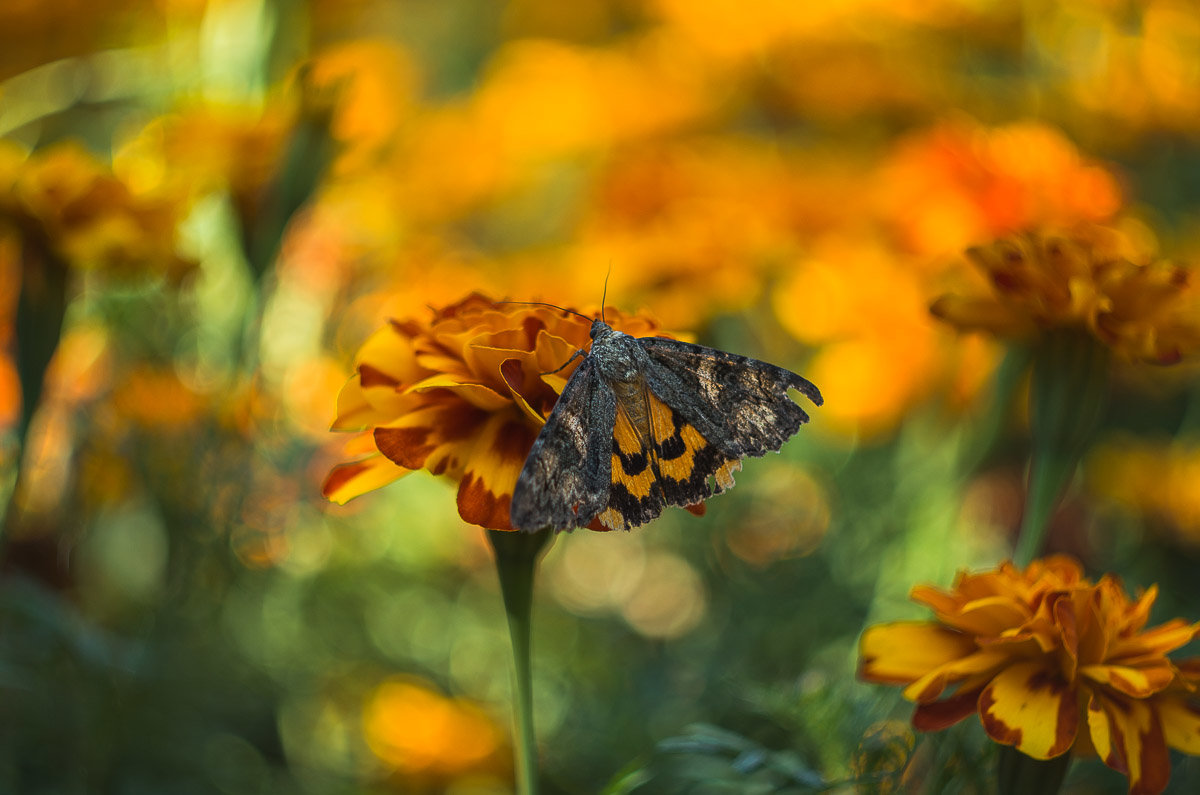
[322,293,667,530]
[363,676,505,781]
[877,120,1122,258]
[932,224,1200,364]
[1088,438,1200,543]
[858,556,1200,795]
[114,103,291,226]
[0,140,191,281]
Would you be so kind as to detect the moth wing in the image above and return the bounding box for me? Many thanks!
[595,388,667,532]
[510,358,615,532]
[638,336,823,461]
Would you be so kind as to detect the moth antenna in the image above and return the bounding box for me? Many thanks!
[496,300,593,324]
[601,263,612,325]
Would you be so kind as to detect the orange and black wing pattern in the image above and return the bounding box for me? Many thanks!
[510,320,822,533]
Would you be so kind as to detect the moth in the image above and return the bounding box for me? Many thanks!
[509,312,822,532]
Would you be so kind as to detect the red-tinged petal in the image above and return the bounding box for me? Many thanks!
[1160,694,1200,755]
[1079,663,1176,698]
[904,649,1010,703]
[404,373,512,411]
[499,359,549,426]
[1054,591,1080,664]
[912,686,986,731]
[857,622,977,686]
[947,595,1032,637]
[1087,692,1171,795]
[322,454,409,504]
[979,628,1057,657]
[356,324,423,384]
[375,400,487,474]
[1124,585,1159,634]
[357,363,417,419]
[464,342,533,390]
[1110,620,1200,660]
[456,413,538,530]
[978,660,1078,759]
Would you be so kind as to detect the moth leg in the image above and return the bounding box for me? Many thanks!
[540,348,585,377]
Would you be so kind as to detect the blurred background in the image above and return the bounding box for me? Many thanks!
[3,1,1200,792]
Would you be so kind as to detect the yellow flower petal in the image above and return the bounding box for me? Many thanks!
[404,374,512,412]
[1086,692,1171,795]
[929,294,1037,338]
[903,649,1011,703]
[456,413,538,531]
[1080,663,1176,698]
[322,453,409,505]
[331,376,376,431]
[979,660,1077,759]
[1159,694,1200,755]
[1110,620,1200,661]
[946,595,1032,637]
[858,622,978,686]
[375,400,487,474]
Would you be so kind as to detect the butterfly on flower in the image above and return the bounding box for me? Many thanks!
[509,309,822,532]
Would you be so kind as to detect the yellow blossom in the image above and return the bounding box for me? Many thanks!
[1,140,191,281]
[932,224,1200,364]
[859,556,1200,795]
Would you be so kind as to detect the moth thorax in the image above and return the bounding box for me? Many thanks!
[592,333,641,382]
[612,378,651,435]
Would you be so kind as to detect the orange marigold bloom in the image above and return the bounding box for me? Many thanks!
[932,224,1200,364]
[858,556,1200,795]
[877,120,1122,258]
[323,293,667,530]
[0,140,191,280]
[363,676,505,781]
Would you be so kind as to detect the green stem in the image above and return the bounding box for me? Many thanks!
[488,528,552,795]
[997,745,1072,795]
[1015,331,1108,567]
[1014,451,1075,568]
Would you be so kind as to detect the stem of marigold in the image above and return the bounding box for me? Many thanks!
[488,528,552,795]
[997,745,1072,795]
[1015,331,1108,568]
[1014,449,1077,569]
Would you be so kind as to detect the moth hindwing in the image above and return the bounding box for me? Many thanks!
[509,318,822,532]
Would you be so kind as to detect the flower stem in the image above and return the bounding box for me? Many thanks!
[1015,331,1108,567]
[1014,450,1077,568]
[997,746,1072,795]
[488,528,552,795]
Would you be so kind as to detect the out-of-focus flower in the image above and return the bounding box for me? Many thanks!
[565,139,833,328]
[932,223,1200,364]
[1032,0,1200,135]
[1,140,192,281]
[344,34,716,231]
[362,677,505,782]
[471,36,713,163]
[303,38,418,174]
[859,556,1200,795]
[0,0,174,82]
[110,366,207,429]
[773,235,998,436]
[115,102,292,231]
[876,120,1123,258]
[322,293,667,530]
[1088,438,1200,542]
